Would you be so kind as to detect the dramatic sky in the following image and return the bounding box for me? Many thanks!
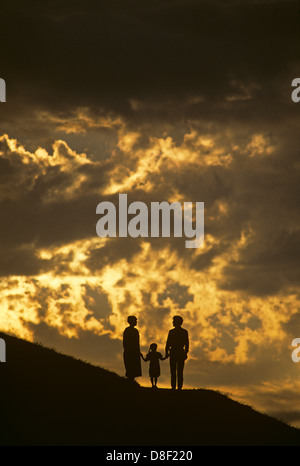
[1,0,300,426]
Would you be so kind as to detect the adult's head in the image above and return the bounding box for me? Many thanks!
[172,315,183,327]
[128,315,138,326]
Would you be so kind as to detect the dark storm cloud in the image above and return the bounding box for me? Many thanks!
[0,245,51,277]
[157,281,194,308]
[85,238,143,272]
[191,245,221,270]
[214,129,300,296]
[282,310,300,337]
[185,334,297,388]
[0,0,298,126]
[1,108,300,300]
[82,284,115,332]
[0,183,98,248]
[0,136,113,253]
[27,321,122,369]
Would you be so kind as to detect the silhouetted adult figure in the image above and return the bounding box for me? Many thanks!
[165,316,189,390]
[123,315,142,382]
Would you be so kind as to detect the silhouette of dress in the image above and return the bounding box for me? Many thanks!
[145,351,163,378]
[123,326,142,379]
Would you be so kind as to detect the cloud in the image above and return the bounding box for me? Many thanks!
[1,123,299,351]
[0,0,298,138]
[27,321,123,371]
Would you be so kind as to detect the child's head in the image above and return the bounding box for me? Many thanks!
[149,343,157,352]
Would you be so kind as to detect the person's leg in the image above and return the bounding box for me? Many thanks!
[177,359,185,390]
[154,377,158,387]
[170,356,177,389]
[150,376,154,387]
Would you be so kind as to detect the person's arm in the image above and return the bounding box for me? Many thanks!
[159,352,167,361]
[140,353,146,361]
[185,330,189,356]
[165,331,171,357]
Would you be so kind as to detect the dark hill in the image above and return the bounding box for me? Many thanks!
[1,331,300,446]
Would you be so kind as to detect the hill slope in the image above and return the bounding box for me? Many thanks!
[1,332,300,446]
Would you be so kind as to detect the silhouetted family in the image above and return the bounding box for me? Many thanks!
[123,315,189,390]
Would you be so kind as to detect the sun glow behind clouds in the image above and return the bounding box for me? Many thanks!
[0,229,297,367]
[0,128,296,354]
[1,125,300,426]
[104,132,235,195]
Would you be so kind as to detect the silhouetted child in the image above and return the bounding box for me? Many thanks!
[141,343,168,388]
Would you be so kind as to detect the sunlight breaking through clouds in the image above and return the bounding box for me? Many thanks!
[1,104,300,424]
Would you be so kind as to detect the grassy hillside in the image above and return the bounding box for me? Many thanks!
[1,331,300,446]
